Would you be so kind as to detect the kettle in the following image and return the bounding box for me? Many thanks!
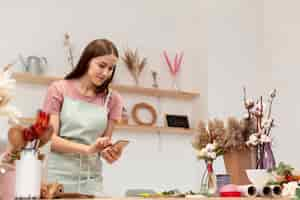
[19,54,48,75]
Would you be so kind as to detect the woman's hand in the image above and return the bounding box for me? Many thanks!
[101,145,122,164]
[86,137,111,155]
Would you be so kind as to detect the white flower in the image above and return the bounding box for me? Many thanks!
[207,152,216,160]
[260,134,271,143]
[0,70,15,90]
[247,134,259,146]
[282,182,298,197]
[205,143,216,152]
[0,68,21,124]
[262,118,274,128]
[269,89,276,99]
[244,99,255,109]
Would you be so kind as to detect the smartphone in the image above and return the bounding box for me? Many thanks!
[112,140,129,149]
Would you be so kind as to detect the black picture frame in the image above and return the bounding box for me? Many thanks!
[165,114,190,129]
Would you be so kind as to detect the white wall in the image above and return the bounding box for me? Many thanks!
[0,0,207,196]
[207,0,264,173]
[207,0,300,173]
[263,0,300,168]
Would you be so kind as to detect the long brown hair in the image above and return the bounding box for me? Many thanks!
[65,39,119,94]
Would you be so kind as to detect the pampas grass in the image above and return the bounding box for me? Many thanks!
[193,117,255,152]
[122,48,147,85]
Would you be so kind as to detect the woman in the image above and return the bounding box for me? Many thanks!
[43,39,124,195]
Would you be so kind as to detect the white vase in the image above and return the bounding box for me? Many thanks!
[15,148,42,199]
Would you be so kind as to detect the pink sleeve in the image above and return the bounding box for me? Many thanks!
[42,81,64,114]
[108,91,123,121]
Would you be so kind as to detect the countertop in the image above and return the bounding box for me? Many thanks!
[50,198,291,200]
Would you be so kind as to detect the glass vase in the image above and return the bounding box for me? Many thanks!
[200,160,217,195]
[257,142,276,169]
[171,75,180,91]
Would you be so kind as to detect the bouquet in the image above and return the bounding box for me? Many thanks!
[242,87,277,169]
[122,48,147,85]
[192,120,224,161]
[192,120,224,195]
[163,50,184,90]
[4,110,52,164]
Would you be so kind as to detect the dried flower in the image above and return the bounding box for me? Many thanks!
[0,64,21,124]
[122,48,147,85]
[63,32,75,70]
[193,120,224,161]
[196,142,222,161]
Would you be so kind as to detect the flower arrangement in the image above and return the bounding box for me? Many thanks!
[194,87,277,166]
[163,50,184,90]
[192,120,224,195]
[242,87,277,169]
[0,62,21,170]
[122,48,147,85]
[5,110,52,162]
[192,87,278,185]
[266,162,300,198]
[192,120,224,161]
[0,63,22,124]
[0,63,52,165]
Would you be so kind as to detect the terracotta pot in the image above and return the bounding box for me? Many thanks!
[223,147,257,185]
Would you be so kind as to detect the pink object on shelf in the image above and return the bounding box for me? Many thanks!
[175,52,184,73]
[0,168,16,200]
[163,50,174,75]
[163,50,184,76]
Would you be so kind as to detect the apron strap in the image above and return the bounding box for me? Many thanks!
[104,89,112,109]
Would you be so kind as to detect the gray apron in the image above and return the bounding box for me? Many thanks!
[47,90,111,195]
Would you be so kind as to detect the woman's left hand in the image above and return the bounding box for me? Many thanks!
[100,145,122,164]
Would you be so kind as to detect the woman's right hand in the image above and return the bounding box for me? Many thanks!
[86,137,111,155]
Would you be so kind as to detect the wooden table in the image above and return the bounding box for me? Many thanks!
[51,198,291,200]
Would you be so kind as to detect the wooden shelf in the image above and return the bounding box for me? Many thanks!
[115,124,195,134]
[12,72,200,99]
[17,117,196,134]
[12,72,61,85]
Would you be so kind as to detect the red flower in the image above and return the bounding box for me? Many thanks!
[22,110,50,142]
[23,127,37,141]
